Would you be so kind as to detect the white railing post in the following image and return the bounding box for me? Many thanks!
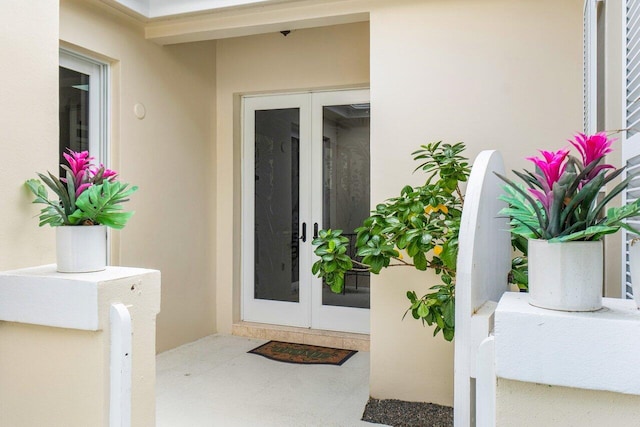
[454,150,510,427]
[475,336,496,427]
[110,303,132,427]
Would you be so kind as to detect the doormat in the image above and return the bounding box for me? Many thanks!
[248,341,357,366]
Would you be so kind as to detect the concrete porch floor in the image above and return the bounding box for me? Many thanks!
[156,334,381,426]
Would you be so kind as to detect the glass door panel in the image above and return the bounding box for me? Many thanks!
[254,108,300,303]
[311,89,371,334]
[243,90,369,333]
[321,104,371,309]
[242,94,312,328]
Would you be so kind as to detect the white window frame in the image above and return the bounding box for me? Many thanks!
[59,48,112,263]
[59,48,110,166]
[584,0,600,134]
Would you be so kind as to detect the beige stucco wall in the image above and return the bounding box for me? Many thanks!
[60,0,217,352]
[214,22,370,333]
[368,0,583,405]
[0,323,105,426]
[0,0,59,270]
[497,379,640,426]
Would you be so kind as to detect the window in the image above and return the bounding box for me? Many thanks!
[59,49,109,171]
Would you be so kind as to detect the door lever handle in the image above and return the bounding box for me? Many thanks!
[313,223,319,239]
[300,222,307,242]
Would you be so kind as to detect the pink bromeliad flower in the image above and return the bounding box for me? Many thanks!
[62,150,96,196]
[99,165,118,181]
[569,132,614,181]
[63,150,94,182]
[526,148,570,213]
[527,149,570,190]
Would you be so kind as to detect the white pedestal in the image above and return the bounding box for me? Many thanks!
[0,265,161,427]
[494,292,640,427]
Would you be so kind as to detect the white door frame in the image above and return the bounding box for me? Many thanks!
[241,93,313,328]
[241,89,370,334]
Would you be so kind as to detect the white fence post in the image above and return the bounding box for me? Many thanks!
[454,150,510,427]
[110,303,132,427]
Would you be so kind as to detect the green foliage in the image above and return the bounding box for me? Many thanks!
[312,141,470,341]
[405,280,455,341]
[509,235,529,291]
[68,181,138,229]
[25,178,68,227]
[311,229,354,293]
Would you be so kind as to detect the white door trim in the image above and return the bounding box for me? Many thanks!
[241,89,370,334]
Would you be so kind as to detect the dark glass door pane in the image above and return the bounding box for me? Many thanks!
[254,108,300,302]
[321,104,371,309]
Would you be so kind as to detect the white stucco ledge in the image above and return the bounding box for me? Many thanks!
[494,292,640,396]
[0,264,161,331]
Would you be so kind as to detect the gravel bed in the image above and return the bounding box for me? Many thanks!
[361,398,453,427]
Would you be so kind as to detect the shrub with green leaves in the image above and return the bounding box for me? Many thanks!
[312,142,469,341]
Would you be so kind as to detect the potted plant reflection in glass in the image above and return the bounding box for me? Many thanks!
[497,133,640,311]
[26,150,137,273]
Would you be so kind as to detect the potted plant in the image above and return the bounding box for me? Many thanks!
[26,150,138,273]
[497,132,640,311]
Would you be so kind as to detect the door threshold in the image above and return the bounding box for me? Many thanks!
[232,321,369,352]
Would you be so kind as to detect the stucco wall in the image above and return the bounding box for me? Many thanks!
[60,0,217,352]
[368,0,583,405]
[0,0,59,270]
[497,379,640,427]
[0,323,105,426]
[214,22,370,333]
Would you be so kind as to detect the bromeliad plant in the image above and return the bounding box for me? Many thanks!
[312,142,470,341]
[497,132,640,242]
[26,150,138,229]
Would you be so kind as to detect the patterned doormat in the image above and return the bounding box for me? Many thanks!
[248,340,357,366]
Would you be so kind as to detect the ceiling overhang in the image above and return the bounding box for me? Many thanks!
[99,0,370,45]
[100,0,302,20]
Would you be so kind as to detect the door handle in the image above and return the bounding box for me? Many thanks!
[313,223,319,239]
[300,222,307,242]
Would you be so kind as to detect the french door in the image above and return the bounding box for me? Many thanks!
[242,89,371,334]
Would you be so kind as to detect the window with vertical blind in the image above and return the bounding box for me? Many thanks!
[623,0,640,298]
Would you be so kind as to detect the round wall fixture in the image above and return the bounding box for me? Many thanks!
[134,103,146,119]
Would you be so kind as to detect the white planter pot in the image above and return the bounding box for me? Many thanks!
[528,239,603,312]
[56,225,107,273]
[629,241,640,309]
